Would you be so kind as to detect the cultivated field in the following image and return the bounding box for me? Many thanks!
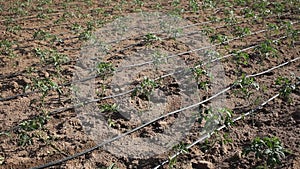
[0,0,299,169]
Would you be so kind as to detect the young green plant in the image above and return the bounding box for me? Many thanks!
[243,136,289,168]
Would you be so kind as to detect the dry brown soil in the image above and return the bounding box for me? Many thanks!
[0,0,299,169]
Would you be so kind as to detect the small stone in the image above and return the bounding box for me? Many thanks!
[132,160,139,165]
[42,71,50,78]
[158,121,168,127]
[10,81,19,89]
[191,159,215,169]
[114,88,120,93]
[234,150,242,159]
[22,77,31,84]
